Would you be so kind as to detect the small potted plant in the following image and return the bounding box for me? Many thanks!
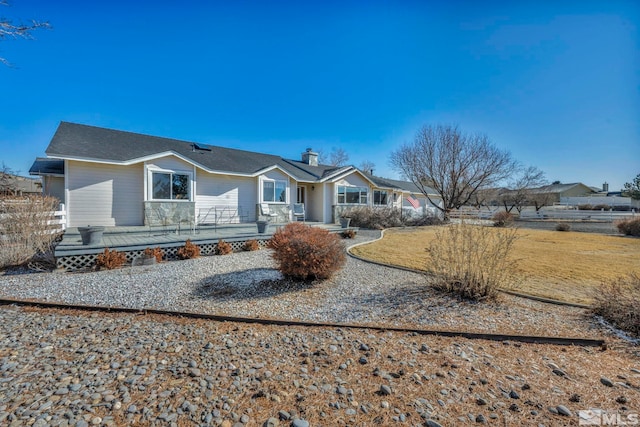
[78,225,105,245]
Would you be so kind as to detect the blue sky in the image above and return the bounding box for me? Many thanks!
[1,0,638,191]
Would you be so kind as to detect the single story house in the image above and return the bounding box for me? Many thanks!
[30,122,441,228]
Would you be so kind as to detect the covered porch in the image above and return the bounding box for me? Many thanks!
[55,221,356,271]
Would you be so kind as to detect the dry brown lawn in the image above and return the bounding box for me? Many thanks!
[351,226,640,305]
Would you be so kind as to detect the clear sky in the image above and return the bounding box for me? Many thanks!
[1,0,638,192]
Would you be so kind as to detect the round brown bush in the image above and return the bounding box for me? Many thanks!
[492,211,514,227]
[615,217,640,237]
[555,223,571,232]
[215,239,233,255]
[267,222,346,280]
[177,239,200,259]
[243,239,260,251]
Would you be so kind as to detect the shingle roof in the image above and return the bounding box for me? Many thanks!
[29,157,64,175]
[531,183,593,194]
[40,122,431,194]
[43,122,357,181]
[360,172,438,195]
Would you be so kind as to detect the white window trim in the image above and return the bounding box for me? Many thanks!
[337,184,368,205]
[146,167,194,202]
[373,189,389,206]
[260,176,289,204]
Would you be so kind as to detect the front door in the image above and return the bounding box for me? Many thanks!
[297,186,305,204]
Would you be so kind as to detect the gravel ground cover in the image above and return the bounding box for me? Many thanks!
[0,231,608,338]
[1,228,638,426]
[0,305,638,427]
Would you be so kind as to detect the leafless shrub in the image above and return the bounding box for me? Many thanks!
[615,217,640,237]
[0,195,60,269]
[555,223,571,232]
[343,206,441,229]
[427,222,519,301]
[492,211,514,227]
[593,274,640,337]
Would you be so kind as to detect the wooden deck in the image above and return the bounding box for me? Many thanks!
[55,222,355,270]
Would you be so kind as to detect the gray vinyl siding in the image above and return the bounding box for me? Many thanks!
[67,161,143,227]
[195,173,256,223]
[44,176,65,205]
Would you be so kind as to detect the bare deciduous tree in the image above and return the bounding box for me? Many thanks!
[328,147,349,167]
[498,165,547,213]
[0,163,18,194]
[0,0,50,66]
[530,188,554,212]
[390,124,516,220]
[318,147,349,167]
[359,160,376,175]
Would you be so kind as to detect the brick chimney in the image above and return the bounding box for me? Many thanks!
[301,148,318,166]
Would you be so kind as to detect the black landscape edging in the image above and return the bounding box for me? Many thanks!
[0,297,605,348]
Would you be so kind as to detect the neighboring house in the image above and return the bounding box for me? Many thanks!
[0,172,42,196]
[529,182,595,204]
[30,122,442,228]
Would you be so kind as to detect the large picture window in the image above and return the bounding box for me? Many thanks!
[263,179,287,203]
[151,171,190,200]
[337,185,368,204]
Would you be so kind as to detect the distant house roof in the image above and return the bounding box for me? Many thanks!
[531,182,594,195]
[1,173,42,194]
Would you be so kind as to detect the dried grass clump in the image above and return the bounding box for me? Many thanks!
[593,273,640,336]
[492,211,514,227]
[143,247,164,263]
[555,223,571,232]
[95,248,126,270]
[428,222,518,301]
[615,217,640,237]
[0,196,60,269]
[177,239,200,259]
[215,239,233,255]
[267,222,346,281]
[243,239,260,251]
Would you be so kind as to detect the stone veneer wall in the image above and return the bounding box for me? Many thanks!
[144,202,195,226]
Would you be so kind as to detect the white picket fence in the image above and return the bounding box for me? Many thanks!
[0,202,66,234]
[519,208,636,221]
[49,203,67,232]
[450,206,637,222]
[560,196,631,207]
